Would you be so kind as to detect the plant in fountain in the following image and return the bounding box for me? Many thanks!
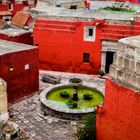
[83,93,93,100]
[66,99,77,108]
[60,91,69,98]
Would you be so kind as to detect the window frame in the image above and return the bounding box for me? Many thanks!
[84,26,96,42]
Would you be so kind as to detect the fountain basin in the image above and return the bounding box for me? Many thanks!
[40,84,104,120]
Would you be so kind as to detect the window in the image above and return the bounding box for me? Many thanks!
[5,18,9,22]
[89,29,93,36]
[70,5,77,9]
[8,4,13,10]
[84,26,96,42]
[83,53,90,63]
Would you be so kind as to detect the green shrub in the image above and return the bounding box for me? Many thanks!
[60,91,69,98]
[74,113,96,140]
[83,93,93,100]
[66,99,77,108]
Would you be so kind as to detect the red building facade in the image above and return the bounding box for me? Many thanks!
[96,36,140,140]
[0,0,35,15]
[34,15,140,74]
[0,40,39,102]
[34,19,104,74]
[96,78,140,140]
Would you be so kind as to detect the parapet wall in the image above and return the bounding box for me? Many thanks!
[109,35,140,91]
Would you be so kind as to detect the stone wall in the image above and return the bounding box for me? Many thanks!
[109,35,140,91]
[0,78,8,122]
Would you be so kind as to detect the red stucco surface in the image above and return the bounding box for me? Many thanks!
[34,20,103,74]
[96,78,140,140]
[0,3,26,15]
[0,48,39,102]
[34,19,140,74]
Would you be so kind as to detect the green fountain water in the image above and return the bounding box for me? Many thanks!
[46,86,104,110]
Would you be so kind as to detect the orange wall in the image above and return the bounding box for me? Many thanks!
[96,78,140,140]
[34,20,103,74]
[34,19,140,74]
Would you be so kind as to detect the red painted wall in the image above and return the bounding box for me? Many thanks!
[96,78,140,140]
[34,19,140,74]
[0,32,33,45]
[0,48,39,102]
[102,21,140,41]
[0,2,33,15]
[34,20,103,74]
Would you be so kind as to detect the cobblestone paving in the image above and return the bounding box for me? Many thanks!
[9,94,76,140]
[9,71,105,140]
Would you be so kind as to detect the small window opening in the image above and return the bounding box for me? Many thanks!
[89,29,93,36]
[5,19,9,21]
[83,53,90,63]
[8,4,11,9]
[70,5,77,9]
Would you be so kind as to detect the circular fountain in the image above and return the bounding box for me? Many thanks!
[40,78,104,120]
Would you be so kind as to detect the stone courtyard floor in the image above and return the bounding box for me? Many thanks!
[9,71,105,140]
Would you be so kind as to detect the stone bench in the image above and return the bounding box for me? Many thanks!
[42,74,61,84]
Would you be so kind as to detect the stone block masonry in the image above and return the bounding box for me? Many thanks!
[0,78,8,122]
[109,36,140,91]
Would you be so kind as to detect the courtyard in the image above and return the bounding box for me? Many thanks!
[9,71,105,140]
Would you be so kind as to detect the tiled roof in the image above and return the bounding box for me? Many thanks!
[11,12,31,27]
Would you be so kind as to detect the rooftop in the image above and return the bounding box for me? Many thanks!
[40,0,83,4]
[119,35,140,48]
[0,39,36,56]
[33,1,138,21]
[0,28,31,36]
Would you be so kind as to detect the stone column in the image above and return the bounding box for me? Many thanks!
[101,51,106,72]
[0,78,9,122]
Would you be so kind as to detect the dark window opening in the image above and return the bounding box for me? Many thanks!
[56,4,61,7]
[83,53,90,63]
[5,18,9,21]
[105,51,115,73]
[8,4,11,10]
[70,5,77,9]
[89,28,93,36]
